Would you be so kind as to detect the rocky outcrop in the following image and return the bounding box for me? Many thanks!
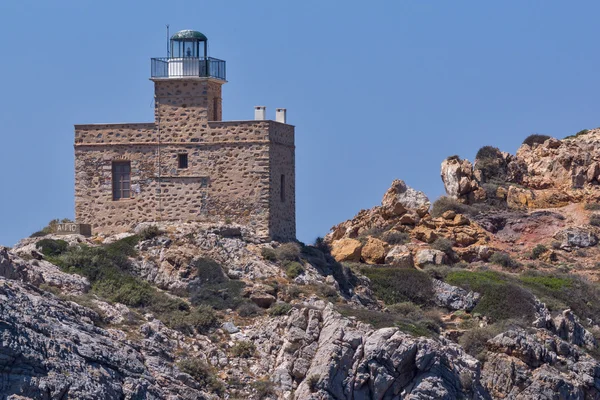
[249,303,489,399]
[482,329,600,399]
[441,156,484,203]
[0,276,212,399]
[1,246,89,295]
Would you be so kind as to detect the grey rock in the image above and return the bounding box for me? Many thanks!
[432,279,481,311]
[554,227,598,249]
[415,249,447,267]
[223,321,240,334]
[384,245,414,267]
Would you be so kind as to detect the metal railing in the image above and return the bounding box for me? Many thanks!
[151,57,226,80]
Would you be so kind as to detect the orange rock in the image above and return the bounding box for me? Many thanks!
[361,237,387,265]
[330,238,363,262]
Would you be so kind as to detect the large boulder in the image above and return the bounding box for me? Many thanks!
[382,179,430,217]
[440,156,484,203]
[330,238,363,262]
[361,237,387,264]
[554,227,598,250]
[384,245,414,267]
[415,249,447,267]
[432,279,481,311]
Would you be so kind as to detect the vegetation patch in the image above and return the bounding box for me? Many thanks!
[430,196,472,218]
[584,202,600,211]
[381,230,410,245]
[475,145,502,161]
[431,237,454,255]
[490,252,520,269]
[50,238,220,334]
[522,134,551,147]
[564,129,590,139]
[178,358,223,394]
[231,340,256,358]
[530,244,548,260]
[590,214,600,227]
[446,270,536,322]
[285,261,305,279]
[36,239,69,257]
[274,242,301,262]
[268,302,292,316]
[138,225,162,241]
[359,267,434,305]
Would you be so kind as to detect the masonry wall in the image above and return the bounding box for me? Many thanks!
[268,123,296,240]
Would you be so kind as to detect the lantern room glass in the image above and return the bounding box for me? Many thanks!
[171,38,207,59]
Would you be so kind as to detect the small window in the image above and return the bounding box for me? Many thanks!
[280,174,286,202]
[112,161,131,200]
[178,154,188,169]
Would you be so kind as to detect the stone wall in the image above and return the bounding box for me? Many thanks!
[268,123,296,240]
[75,78,295,240]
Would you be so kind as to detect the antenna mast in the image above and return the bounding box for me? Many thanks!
[166,24,170,57]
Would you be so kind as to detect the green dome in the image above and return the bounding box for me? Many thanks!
[171,30,207,41]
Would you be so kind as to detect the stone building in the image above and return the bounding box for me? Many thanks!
[74,30,295,240]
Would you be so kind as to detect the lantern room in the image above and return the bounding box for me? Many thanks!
[151,29,226,81]
[170,29,208,58]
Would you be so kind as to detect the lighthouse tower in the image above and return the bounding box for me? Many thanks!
[74,29,295,241]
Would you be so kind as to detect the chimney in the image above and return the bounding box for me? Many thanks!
[254,106,266,120]
[276,108,287,124]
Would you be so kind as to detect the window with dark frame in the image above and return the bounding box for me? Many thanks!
[178,153,188,169]
[112,161,131,200]
[280,174,286,202]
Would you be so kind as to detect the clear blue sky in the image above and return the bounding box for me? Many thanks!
[1,0,599,246]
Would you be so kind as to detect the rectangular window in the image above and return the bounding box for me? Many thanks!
[280,174,286,202]
[112,161,131,200]
[178,153,188,169]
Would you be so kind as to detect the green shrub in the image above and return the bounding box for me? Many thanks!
[178,358,223,393]
[313,237,330,252]
[268,302,292,316]
[193,258,227,284]
[237,301,263,317]
[564,129,589,139]
[531,244,548,260]
[285,261,304,279]
[423,264,451,280]
[523,134,551,147]
[251,379,275,399]
[231,340,256,358]
[431,237,454,254]
[430,196,471,218]
[584,202,600,211]
[590,214,600,227]
[162,305,218,334]
[381,231,409,245]
[307,375,320,393]
[36,239,69,257]
[475,145,502,160]
[138,225,162,240]
[360,267,434,305]
[261,247,277,261]
[189,279,245,310]
[274,242,301,262]
[490,252,520,269]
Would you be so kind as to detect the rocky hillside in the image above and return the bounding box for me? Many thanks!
[3,129,600,399]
